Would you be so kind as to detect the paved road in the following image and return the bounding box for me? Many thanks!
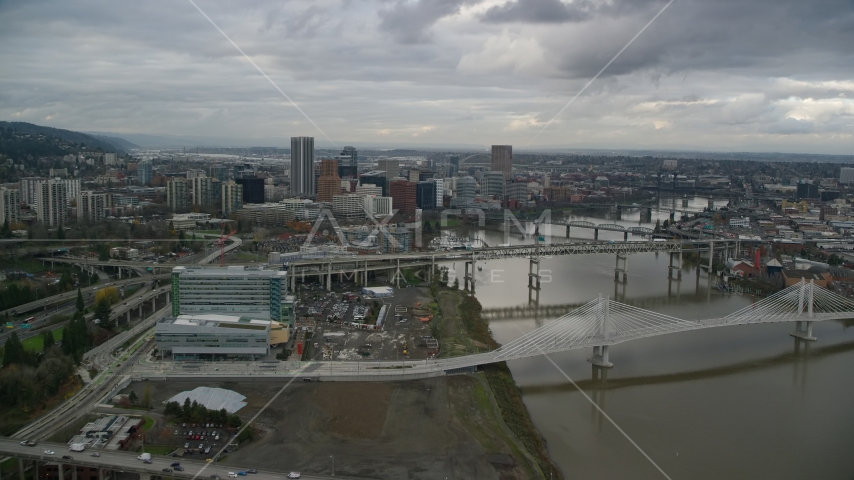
[0,274,169,318]
[0,438,336,480]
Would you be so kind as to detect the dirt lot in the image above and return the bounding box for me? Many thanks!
[127,376,536,479]
[297,284,438,362]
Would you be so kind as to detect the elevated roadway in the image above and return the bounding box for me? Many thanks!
[0,438,331,480]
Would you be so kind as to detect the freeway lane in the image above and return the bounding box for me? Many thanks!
[0,438,335,480]
[0,274,169,318]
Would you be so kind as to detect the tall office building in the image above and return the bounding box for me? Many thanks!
[222,181,243,215]
[36,179,68,228]
[840,168,854,185]
[416,181,436,210]
[389,179,416,215]
[167,178,188,212]
[317,159,341,202]
[77,191,112,223]
[104,153,118,166]
[482,171,506,198]
[337,146,358,178]
[171,266,291,321]
[290,137,315,197]
[491,145,512,180]
[432,178,444,207]
[191,176,214,207]
[378,159,399,191]
[235,177,265,204]
[210,165,229,182]
[139,160,153,185]
[0,187,21,227]
[448,156,460,176]
[359,172,387,196]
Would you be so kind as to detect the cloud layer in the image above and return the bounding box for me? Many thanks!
[1,0,853,153]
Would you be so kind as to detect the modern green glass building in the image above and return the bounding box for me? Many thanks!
[171,266,294,325]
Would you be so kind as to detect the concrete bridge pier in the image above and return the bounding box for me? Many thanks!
[614,254,628,282]
[791,321,816,341]
[528,257,541,303]
[615,205,622,220]
[588,345,613,368]
[139,303,143,319]
[594,228,599,240]
[19,457,26,480]
[668,251,682,280]
[565,224,571,238]
[623,231,628,241]
[326,262,332,291]
[670,211,675,222]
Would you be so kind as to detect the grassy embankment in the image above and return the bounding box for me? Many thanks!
[432,287,563,479]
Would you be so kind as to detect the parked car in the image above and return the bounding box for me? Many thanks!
[237,472,247,476]
[174,466,184,471]
[184,443,190,449]
[228,473,238,478]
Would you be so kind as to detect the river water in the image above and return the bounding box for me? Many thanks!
[447,197,854,479]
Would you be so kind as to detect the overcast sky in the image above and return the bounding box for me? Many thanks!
[1,0,853,153]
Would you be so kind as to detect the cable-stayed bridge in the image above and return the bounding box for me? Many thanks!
[131,280,854,380]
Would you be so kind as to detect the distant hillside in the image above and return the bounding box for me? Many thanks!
[91,134,139,151]
[0,121,123,153]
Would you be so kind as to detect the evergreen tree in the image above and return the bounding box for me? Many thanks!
[94,297,113,328]
[42,330,56,350]
[2,331,24,367]
[76,287,84,313]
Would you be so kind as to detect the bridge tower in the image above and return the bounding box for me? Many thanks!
[791,279,817,341]
[464,253,476,293]
[588,294,614,368]
[529,224,542,303]
[614,254,628,282]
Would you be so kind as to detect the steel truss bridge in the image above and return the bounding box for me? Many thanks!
[131,280,852,380]
[286,239,734,290]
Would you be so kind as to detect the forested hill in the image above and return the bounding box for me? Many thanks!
[0,121,125,155]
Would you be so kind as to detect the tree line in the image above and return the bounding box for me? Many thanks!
[163,398,243,428]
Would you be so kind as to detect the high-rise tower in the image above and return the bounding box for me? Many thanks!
[490,145,512,180]
[290,137,315,197]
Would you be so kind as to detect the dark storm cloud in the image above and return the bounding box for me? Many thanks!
[0,0,852,152]
[539,0,854,79]
[482,0,593,23]
[378,0,476,43]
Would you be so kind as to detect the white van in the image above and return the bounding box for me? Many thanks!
[228,473,238,478]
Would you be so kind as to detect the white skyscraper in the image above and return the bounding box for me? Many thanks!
[36,179,68,227]
[290,137,315,197]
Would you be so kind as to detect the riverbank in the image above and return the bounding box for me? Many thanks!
[433,286,563,479]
